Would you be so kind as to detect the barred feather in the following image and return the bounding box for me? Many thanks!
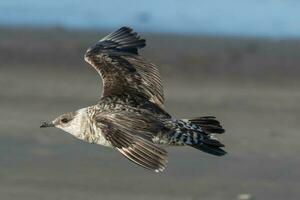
[168,118,226,156]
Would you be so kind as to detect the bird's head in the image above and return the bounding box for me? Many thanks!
[40,108,88,138]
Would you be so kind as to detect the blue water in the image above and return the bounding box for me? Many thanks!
[1,0,300,38]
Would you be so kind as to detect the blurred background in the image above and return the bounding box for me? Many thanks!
[0,0,299,200]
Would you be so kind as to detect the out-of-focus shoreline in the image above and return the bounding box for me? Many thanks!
[1,26,300,84]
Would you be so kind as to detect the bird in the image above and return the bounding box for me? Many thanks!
[40,27,226,172]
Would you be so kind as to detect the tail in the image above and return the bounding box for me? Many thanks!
[169,116,226,156]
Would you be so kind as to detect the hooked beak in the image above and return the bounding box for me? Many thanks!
[40,121,55,128]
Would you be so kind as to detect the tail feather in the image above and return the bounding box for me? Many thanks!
[189,116,225,134]
[191,144,227,156]
[170,117,226,156]
[202,137,224,147]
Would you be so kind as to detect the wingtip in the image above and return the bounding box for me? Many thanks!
[99,26,146,53]
[119,26,133,32]
[154,167,165,173]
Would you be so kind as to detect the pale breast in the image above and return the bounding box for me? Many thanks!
[84,114,113,147]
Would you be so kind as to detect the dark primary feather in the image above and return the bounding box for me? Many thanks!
[99,26,145,54]
[84,27,164,108]
[96,108,168,172]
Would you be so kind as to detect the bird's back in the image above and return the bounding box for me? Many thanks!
[97,94,171,119]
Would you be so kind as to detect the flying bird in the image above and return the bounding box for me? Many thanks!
[40,27,226,172]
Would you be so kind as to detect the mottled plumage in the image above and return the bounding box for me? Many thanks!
[41,27,226,172]
[84,27,164,108]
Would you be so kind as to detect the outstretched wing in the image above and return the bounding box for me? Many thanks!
[84,27,164,107]
[96,109,168,172]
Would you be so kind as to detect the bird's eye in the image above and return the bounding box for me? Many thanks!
[61,118,69,124]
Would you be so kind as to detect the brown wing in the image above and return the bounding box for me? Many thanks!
[96,109,168,172]
[84,27,164,107]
